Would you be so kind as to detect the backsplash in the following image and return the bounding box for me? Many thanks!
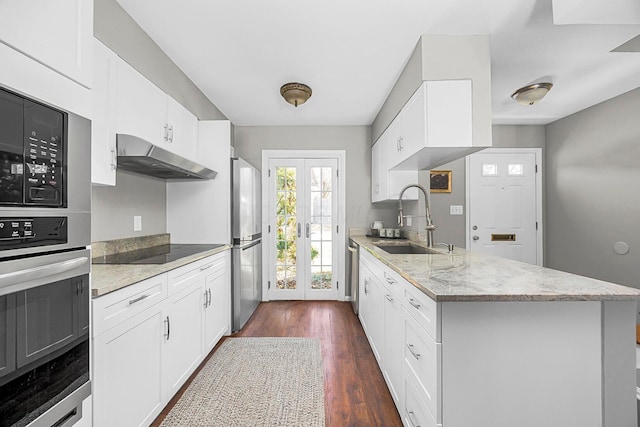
[92,233,170,258]
[92,170,167,242]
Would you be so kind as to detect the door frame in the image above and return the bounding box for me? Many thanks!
[465,148,543,266]
[261,150,346,301]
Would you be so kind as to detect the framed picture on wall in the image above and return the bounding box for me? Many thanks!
[430,170,452,193]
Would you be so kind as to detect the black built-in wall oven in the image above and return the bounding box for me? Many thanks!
[0,86,91,427]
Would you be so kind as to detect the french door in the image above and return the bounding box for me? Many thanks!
[267,157,340,300]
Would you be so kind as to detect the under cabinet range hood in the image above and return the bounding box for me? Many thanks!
[116,134,217,180]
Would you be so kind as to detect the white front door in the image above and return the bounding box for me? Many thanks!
[267,157,340,300]
[467,149,542,265]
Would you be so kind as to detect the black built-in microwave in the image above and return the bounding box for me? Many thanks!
[0,87,66,207]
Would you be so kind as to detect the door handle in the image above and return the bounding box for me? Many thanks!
[305,223,310,238]
[297,222,301,238]
[208,288,211,307]
[473,235,480,241]
[347,245,358,254]
[406,344,421,360]
[164,316,170,340]
[204,290,209,308]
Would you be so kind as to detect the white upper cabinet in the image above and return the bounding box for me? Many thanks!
[0,0,93,88]
[115,56,199,160]
[115,58,168,148]
[0,0,92,117]
[92,39,118,186]
[387,80,474,172]
[166,96,198,161]
[371,120,418,203]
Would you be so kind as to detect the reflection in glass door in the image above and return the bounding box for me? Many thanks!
[269,158,339,300]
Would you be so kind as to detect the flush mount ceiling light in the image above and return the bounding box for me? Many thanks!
[280,82,312,107]
[511,82,553,105]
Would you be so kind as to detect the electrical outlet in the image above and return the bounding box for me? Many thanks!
[133,215,142,231]
[450,205,464,215]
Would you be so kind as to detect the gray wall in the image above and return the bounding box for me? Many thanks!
[92,170,167,241]
[399,125,546,248]
[545,88,640,288]
[92,0,227,242]
[233,126,398,231]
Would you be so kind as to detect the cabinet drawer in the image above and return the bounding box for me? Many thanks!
[361,250,402,297]
[93,274,168,337]
[168,255,220,295]
[378,263,405,300]
[403,307,441,423]
[403,281,440,342]
[403,367,439,427]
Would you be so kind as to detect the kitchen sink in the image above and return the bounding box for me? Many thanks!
[374,243,443,255]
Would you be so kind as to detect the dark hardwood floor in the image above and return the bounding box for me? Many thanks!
[152,301,402,427]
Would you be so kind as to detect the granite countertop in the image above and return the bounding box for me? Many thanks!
[350,235,640,302]
[91,241,231,298]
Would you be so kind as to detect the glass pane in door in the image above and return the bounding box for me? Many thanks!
[275,167,297,289]
[309,167,333,290]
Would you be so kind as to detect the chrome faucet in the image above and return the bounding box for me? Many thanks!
[397,184,436,248]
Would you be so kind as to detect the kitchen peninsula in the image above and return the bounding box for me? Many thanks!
[350,233,640,427]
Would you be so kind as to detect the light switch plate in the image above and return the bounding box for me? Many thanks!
[133,215,142,231]
[450,205,464,215]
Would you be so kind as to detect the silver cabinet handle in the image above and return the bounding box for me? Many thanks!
[347,245,358,253]
[164,316,170,340]
[200,264,213,271]
[129,294,149,305]
[110,148,117,170]
[168,125,174,143]
[163,124,169,141]
[207,288,211,307]
[305,223,310,238]
[297,222,301,238]
[203,290,209,308]
[407,410,421,427]
[398,136,404,151]
[407,344,421,360]
[385,294,393,302]
[408,298,421,309]
[364,278,369,295]
[384,272,395,285]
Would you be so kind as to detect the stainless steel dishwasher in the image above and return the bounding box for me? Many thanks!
[348,239,359,314]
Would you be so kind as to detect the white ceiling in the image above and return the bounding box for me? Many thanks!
[115,0,640,126]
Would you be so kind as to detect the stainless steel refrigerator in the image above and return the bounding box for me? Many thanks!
[231,158,262,331]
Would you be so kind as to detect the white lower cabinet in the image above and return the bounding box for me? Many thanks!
[358,257,384,364]
[203,252,230,353]
[382,286,404,408]
[93,304,164,427]
[403,368,437,427]
[359,249,441,426]
[92,251,230,427]
[163,279,205,402]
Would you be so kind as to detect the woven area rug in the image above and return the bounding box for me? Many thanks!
[160,337,325,427]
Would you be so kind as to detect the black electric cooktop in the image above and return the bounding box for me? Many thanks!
[92,244,224,265]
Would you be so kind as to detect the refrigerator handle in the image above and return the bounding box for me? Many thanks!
[297,222,301,238]
[306,223,310,238]
[240,239,262,251]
